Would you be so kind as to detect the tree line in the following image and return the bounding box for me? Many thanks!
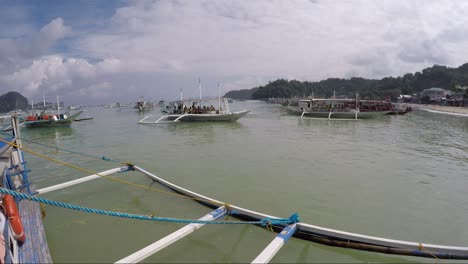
[225,63,468,100]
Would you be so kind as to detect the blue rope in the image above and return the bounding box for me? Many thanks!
[0,188,298,226]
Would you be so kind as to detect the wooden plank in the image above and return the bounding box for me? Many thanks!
[115,206,227,264]
[18,185,52,263]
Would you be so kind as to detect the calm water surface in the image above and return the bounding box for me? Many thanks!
[18,101,468,263]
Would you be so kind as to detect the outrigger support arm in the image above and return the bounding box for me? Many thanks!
[115,206,227,263]
[252,224,297,264]
[36,166,127,194]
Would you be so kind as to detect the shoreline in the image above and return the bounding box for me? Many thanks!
[408,103,468,115]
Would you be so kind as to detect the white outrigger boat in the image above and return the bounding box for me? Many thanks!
[289,98,392,120]
[139,98,249,124]
[2,113,468,262]
[139,82,249,124]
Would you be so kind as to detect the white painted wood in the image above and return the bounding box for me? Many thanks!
[36,167,123,194]
[115,206,227,264]
[138,115,151,123]
[173,114,187,122]
[252,224,297,264]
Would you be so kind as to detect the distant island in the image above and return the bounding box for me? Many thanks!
[0,91,29,113]
[225,63,468,100]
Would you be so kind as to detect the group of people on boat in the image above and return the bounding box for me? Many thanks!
[173,102,221,114]
[183,104,217,114]
[26,113,51,121]
[26,112,68,121]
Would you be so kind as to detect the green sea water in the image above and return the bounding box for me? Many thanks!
[16,101,468,263]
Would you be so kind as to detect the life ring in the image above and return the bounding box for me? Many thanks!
[2,195,25,244]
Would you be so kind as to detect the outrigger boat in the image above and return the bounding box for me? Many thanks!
[139,82,249,124]
[2,113,468,262]
[140,98,249,124]
[24,111,83,128]
[24,96,82,128]
[289,98,393,120]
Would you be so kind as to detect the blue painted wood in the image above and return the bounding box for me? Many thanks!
[17,185,52,263]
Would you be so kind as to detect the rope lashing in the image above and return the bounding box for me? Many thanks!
[418,242,440,260]
[0,188,298,226]
[259,213,300,227]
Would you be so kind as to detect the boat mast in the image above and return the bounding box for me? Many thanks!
[355,92,358,111]
[199,78,202,107]
[218,82,221,114]
[56,95,60,116]
[180,88,183,101]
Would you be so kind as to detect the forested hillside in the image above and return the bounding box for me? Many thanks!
[225,64,468,100]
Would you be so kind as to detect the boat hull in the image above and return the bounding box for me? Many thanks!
[288,108,390,119]
[168,111,249,122]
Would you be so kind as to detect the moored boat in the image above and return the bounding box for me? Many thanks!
[140,81,249,124]
[24,96,82,128]
[24,111,83,128]
[139,98,249,124]
[288,98,393,120]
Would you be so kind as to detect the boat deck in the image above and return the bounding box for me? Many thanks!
[18,185,52,263]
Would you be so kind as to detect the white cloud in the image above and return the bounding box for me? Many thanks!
[2,0,468,104]
[79,82,112,98]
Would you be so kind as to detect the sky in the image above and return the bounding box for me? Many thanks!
[1,0,468,105]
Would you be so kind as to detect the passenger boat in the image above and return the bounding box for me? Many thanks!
[288,98,393,120]
[2,113,468,262]
[24,96,82,128]
[139,82,249,124]
[24,111,82,128]
[139,98,249,124]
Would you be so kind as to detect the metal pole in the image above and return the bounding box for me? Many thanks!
[56,95,60,116]
[218,82,221,113]
[199,78,202,107]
